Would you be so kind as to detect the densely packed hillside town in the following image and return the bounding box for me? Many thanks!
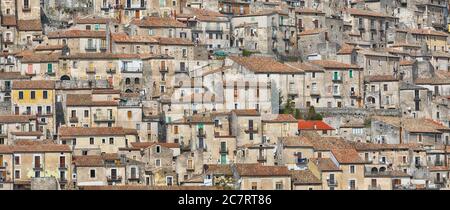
[0,0,450,191]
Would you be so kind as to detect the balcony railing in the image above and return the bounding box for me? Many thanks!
[244,127,258,133]
[220,148,228,154]
[107,175,122,182]
[257,156,267,162]
[94,114,115,122]
[206,26,223,32]
[107,68,117,74]
[327,179,338,187]
[59,164,67,170]
[159,67,169,72]
[197,131,206,138]
[121,67,142,73]
[332,76,343,82]
[3,39,13,44]
[85,45,97,51]
[296,158,308,166]
[69,117,78,123]
[34,165,42,170]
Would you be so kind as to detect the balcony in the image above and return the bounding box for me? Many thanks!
[94,114,115,122]
[350,91,359,98]
[59,178,68,184]
[25,71,36,76]
[128,176,140,181]
[59,164,67,170]
[86,68,96,74]
[107,68,117,74]
[327,179,338,187]
[187,167,195,172]
[159,67,169,73]
[46,71,56,76]
[3,39,13,44]
[85,45,97,52]
[332,76,343,83]
[34,165,42,170]
[101,4,112,10]
[288,89,298,96]
[100,45,107,51]
[121,67,142,73]
[257,156,267,163]
[69,117,78,123]
[220,148,228,154]
[197,131,206,138]
[310,89,320,96]
[333,92,341,97]
[107,175,122,182]
[22,6,31,12]
[244,127,258,133]
[0,163,6,169]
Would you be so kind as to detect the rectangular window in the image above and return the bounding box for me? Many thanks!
[47,63,53,73]
[14,155,20,165]
[90,137,94,145]
[90,169,96,178]
[275,182,283,190]
[19,91,24,100]
[109,138,114,145]
[30,91,35,99]
[350,165,355,174]
[15,170,20,179]
[43,91,48,99]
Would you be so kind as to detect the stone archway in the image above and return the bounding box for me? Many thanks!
[60,75,71,80]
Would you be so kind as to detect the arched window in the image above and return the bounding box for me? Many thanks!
[135,78,140,84]
[125,78,131,85]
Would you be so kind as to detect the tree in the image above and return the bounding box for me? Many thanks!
[305,106,323,120]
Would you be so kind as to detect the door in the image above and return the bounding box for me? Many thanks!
[371,179,377,188]
[220,154,226,164]
[15,106,19,115]
[111,169,117,180]
[131,167,137,179]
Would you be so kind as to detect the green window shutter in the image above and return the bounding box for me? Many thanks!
[198,124,204,129]
[349,70,353,78]
[48,64,53,73]
[95,24,99,31]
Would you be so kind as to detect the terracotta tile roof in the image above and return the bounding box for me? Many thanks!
[73,155,104,167]
[290,170,322,185]
[129,142,179,149]
[337,44,359,55]
[204,164,233,176]
[429,166,450,172]
[20,53,60,63]
[365,75,399,82]
[59,127,127,137]
[279,136,314,147]
[157,37,194,46]
[262,114,298,123]
[299,28,327,36]
[0,115,36,123]
[298,120,334,131]
[295,8,325,14]
[17,19,42,31]
[373,116,450,133]
[399,59,416,66]
[229,56,302,74]
[309,60,361,69]
[231,109,260,116]
[408,28,448,37]
[1,15,17,26]
[331,149,365,164]
[181,8,228,22]
[310,158,341,171]
[92,89,121,94]
[0,72,30,80]
[47,30,106,39]
[12,80,55,90]
[345,8,395,18]
[0,142,70,153]
[66,94,118,107]
[34,44,65,51]
[285,62,324,72]
[11,131,43,136]
[236,164,290,177]
[131,17,186,28]
[309,136,354,151]
[352,142,424,151]
[62,53,154,60]
[111,33,158,43]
